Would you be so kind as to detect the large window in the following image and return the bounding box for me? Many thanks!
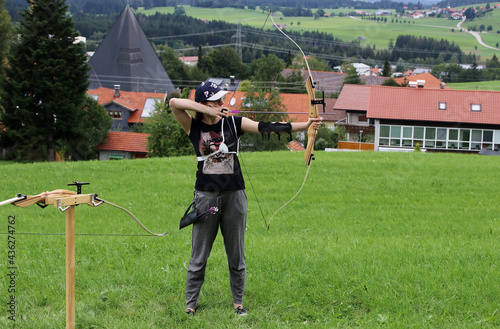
[495,131,500,151]
[142,98,160,118]
[379,125,500,151]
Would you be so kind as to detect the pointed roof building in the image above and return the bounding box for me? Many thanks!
[88,5,175,93]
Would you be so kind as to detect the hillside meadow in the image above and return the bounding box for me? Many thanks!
[447,79,500,90]
[1,151,499,328]
[137,6,500,60]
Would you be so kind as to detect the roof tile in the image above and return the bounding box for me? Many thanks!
[95,131,149,153]
[368,86,500,125]
[87,87,165,123]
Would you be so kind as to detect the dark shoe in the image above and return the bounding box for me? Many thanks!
[234,306,248,316]
[186,307,197,318]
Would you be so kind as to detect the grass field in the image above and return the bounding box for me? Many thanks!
[137,6,500,61]
[1,151,499,328]
[447,79,500,90]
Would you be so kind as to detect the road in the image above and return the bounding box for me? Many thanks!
[457,17,498,50]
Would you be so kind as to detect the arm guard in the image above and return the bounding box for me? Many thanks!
[258,122,292,141]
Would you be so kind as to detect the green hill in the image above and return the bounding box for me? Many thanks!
[137,5,500,61]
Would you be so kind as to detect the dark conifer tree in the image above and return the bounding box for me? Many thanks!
[0,0,10,66]
[0,0,103,161]
[381,57,392,77]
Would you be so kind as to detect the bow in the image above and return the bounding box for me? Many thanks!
[265,11,324,230]
[1,190,168,236]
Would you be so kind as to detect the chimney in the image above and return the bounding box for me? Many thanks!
[230,75,235,86]
[114,85,120,97]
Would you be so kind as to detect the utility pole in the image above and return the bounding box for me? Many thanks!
[231,0,245,61]
[231,22,245,60]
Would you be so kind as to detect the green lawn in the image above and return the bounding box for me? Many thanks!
[1,151,499,328]
[447,79,500,90]
[137,6,500,60]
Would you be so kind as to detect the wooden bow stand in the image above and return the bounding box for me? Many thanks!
[6,182,102,329]
[50,192,101,329]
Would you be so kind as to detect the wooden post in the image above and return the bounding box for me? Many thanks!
[65,205,76,329]
[3,191,96,328]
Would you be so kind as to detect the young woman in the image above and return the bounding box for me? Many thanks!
[169,81,322,317]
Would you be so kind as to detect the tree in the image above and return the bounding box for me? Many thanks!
[0,0,11,71]
[382,77,401,86]
[341,64,364,88]
[238,82,291,151]
[197,45,203,70]
[431,63,463,83]
[486,54,499,69]
[0,0,96,161]
[395,58,405,73]
[286,50,293,67]
[312,124,346,149]
[0,0,11,124]
[381,57,392,77]
[159,44,190,84]
[173,5,186,15]
[463,7,476,20]
[62,96,111,160]
[203,47,247,79]
[277,69,304,94]
[250,54,285,88]
[143,95,192,157]
[289,54,332,72]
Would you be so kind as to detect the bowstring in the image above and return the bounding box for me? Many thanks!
[253,10,271,49]
[232,12,316,231]
[266,162,311,231]
[238,152,268,229]
[97,198,168,236]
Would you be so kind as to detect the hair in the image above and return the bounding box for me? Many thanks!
[195,111,204,121]
[195,101,209,121]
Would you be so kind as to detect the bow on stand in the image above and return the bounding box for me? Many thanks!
[0,181,168,236]
[265,11,325,230]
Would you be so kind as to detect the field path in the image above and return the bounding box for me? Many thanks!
[457,17,498,50]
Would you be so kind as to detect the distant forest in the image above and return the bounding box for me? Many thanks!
[433,0,495,8]
[5,0,488,20]
[6,0,429,19]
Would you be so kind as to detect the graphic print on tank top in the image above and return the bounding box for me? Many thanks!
[199,131,234,174]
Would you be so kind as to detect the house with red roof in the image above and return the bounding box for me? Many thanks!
[95,131,149,160]
[88,86,166,132]
[335,85,500,152]
[179,56,198,67]
[394,72,449,89]
[88,86,165,160]
[281,69,389,95]
[331,85,374,141]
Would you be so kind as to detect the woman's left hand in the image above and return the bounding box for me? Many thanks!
[308,117,323,130]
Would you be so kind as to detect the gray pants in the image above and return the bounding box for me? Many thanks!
[186,189,247,310]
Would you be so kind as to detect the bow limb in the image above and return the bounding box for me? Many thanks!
[269,11,320,165]
[266,12,320,231]
[1,191,167,236]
